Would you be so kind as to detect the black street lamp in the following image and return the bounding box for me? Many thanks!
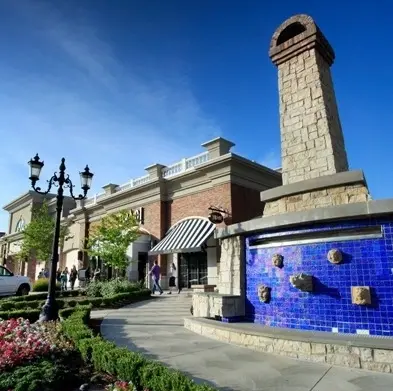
[28,154,93,322]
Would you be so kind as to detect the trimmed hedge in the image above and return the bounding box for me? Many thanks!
[62,309,217,391]
[0,357,82,391]
[32,278,61,292]
[0,289,84,303]
[0,290,152,322]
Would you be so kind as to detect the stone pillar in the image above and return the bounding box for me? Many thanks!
[218,236,244,296]
[145,163,166,180]
[102,183,119,195]
[269,14,348,185]
[201,137,235,159]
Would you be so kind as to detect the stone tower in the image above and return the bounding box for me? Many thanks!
[269,14,348,185]
[262,14,370,216]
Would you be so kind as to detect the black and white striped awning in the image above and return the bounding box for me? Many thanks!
[149,217,216,255]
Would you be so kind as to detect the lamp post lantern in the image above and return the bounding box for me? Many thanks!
[28,154,93,322]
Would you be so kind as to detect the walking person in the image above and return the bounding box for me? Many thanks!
[60,267,69,291]
[56,268,61,283]
[69,265,78,290]
[148,260,163,295]
[167,262,180,294]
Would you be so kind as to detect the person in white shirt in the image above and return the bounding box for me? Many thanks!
[168,262,180,294]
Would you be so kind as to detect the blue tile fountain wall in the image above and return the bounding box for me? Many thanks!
[245,218,393,336]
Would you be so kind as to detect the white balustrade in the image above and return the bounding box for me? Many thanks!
[83,151,209,207]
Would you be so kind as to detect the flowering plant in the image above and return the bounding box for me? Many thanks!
[105,381,150,391]
[0,317,74,371]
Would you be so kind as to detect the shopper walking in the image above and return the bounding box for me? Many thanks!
[148,260,163,295]
[69,265,78,290]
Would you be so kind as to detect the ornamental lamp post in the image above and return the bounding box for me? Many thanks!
[28,154,93,322]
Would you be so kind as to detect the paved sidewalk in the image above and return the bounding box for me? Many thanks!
[99,294,392,391]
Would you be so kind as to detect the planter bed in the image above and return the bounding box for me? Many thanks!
[61,308,217,391]
[0,289,152,323]
[0,293,217,391]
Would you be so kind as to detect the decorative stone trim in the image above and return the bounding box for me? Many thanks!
[257,285,271,303]
[327,249,343,264]
[184,317,393,373]
[260,170,367,203]
[351,286,372,305]
[272,253,284,268]
[191,285,216,293]
[215,198,393,240]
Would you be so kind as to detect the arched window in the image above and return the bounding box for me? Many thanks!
[15,217,25,232]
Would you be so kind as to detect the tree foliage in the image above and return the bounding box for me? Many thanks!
[86,210,140,269]
[19,201,69,262]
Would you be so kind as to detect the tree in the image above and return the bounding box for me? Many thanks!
[19,201,69,262]
[86,210,140,270]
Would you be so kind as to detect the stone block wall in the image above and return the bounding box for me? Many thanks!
[192,292,245,320]
[278,48,348,185]
[263,183,370,216]
[245,217,393,336]
[218,235,244,296]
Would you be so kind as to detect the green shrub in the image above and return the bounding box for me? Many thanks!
[57,299,65,309]
[0,289,151,315]
[0,357,81,391]
[3,292,48,303]
[0,301,15,311]
[59,304,92,320]
[0,309,40,322]
[89,297,103,307]
[86,278,142,298]
[62,306,216,391]
[86,281,104,297]
[32,279,61,292]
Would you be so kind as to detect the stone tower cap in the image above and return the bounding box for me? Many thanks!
[269,14,335,66]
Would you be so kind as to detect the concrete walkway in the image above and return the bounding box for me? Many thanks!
[99,294,392,391]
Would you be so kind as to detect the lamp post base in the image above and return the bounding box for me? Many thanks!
[38,298,59,322]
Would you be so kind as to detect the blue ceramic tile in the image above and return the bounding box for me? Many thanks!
[245,218,393,336]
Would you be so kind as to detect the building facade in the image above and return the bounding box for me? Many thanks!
[0,191,76,280]
[62,137,281,289]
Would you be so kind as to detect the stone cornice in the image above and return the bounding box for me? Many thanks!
[1,231,23,243]
[3,191,34,213]
[260,170,367,202]
[3,191,57,213]
[215,198,393,239]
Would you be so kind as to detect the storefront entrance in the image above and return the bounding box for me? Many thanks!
[179,252,208,288]
[137,252,148,282]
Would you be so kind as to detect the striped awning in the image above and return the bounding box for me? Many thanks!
[149,217,216,255]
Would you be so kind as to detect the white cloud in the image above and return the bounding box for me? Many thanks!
[0,0,221,230]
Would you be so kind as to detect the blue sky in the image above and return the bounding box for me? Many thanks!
[0,0,392,230]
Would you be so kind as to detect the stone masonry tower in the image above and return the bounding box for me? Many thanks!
[262,15,370,216]
[269,14,348,185]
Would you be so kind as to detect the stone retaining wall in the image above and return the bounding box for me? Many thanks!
[184,317,393,373]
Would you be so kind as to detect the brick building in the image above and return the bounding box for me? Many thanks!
[63,137,281,289]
